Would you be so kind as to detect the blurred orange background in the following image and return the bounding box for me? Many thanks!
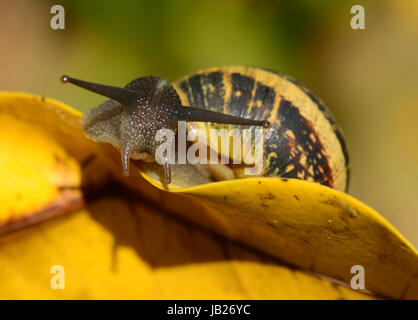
[0,0,417,246]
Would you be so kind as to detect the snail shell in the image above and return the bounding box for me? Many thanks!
[174,66,349,192]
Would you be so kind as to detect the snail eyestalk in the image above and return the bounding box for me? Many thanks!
[175,105,270,128]
[60,75,138,106]
[261,120,270,128]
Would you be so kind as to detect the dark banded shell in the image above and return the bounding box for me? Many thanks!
[174,66,349,192]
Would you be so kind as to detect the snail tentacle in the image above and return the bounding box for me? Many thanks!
[61,75,138,107]
[174,105,270,128]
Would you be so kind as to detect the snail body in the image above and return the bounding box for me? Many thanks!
[61,66,349,192]
[61,74,269,184]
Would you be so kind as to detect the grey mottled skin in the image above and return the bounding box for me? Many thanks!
[82,77,180,178]
[62,74,270,183]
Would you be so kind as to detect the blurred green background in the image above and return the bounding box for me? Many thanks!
[0,0,417,246]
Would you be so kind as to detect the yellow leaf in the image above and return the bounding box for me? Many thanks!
[137,161,418,300]
[0,94,81,232]
[0,92,124,232]
[1,92,415,299]
[0,195,371,299]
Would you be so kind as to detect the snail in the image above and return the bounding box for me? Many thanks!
[61,66,349,192]
[61,73,269,184]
